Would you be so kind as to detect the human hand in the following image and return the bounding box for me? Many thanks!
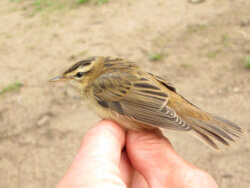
[56,120,218,188]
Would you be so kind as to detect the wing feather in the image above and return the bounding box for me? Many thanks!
[92,72,190,131]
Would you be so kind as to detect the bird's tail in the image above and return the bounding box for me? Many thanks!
[183,112,243,150]
[167,90,243,150]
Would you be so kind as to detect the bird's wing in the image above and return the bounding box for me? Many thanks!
[148,73,177,92]
[92,72,190,131]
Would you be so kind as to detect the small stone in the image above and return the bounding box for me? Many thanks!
[203,38,209,44]
[37,115,50,126]
[240,19,250,27]
[222,174,233,179]
[233,87,239,92]
[188,0,205,4]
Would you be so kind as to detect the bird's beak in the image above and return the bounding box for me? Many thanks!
[49,75,66,82]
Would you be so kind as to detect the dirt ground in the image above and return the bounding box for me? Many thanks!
[0,0,249,187]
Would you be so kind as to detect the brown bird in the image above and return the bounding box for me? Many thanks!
[50,56,243,150]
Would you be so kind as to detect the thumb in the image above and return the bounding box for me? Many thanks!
[57,120,126,188]
[126,130,218,188]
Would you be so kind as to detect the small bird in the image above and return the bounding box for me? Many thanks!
[50,56,243,150]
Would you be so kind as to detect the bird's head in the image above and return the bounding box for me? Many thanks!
[49,56,103,92]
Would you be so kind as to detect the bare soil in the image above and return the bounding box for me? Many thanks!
[0,0,249,187]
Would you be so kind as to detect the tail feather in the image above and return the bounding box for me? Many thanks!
[212,115,243,135]
[191,126,219,150]
[183,113,242,150]
[167,91,243,150]
[221,128,241,138]
[193,122,230,146]
[190,118,235,142]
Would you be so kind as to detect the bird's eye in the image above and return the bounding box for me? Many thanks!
[75,72,84,78]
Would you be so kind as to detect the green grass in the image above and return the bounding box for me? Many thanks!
[10,0,68,16]
[220,34,230,47]
[78,0,108,5]
[206,50,221,59]
[221,34,228,43]
[245,55,250,69]
[181,63,192,68]
[10,0,109,14]
[78,0,89,4]
[186,24,208,34]
[97,0,108,5]
[147,52,164,61]
[0,81,22,95]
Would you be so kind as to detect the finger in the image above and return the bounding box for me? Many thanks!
[57,120,126,188]
[126,130,191,187]
[76,119,125,165]
[119,150,133,187]
[119,151,149,188]
[131,171,149,188]
[119,152,149,188]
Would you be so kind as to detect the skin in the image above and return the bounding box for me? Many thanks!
[56,120,218,188]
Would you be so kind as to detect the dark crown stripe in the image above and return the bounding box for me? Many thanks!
[64,60,92,74]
